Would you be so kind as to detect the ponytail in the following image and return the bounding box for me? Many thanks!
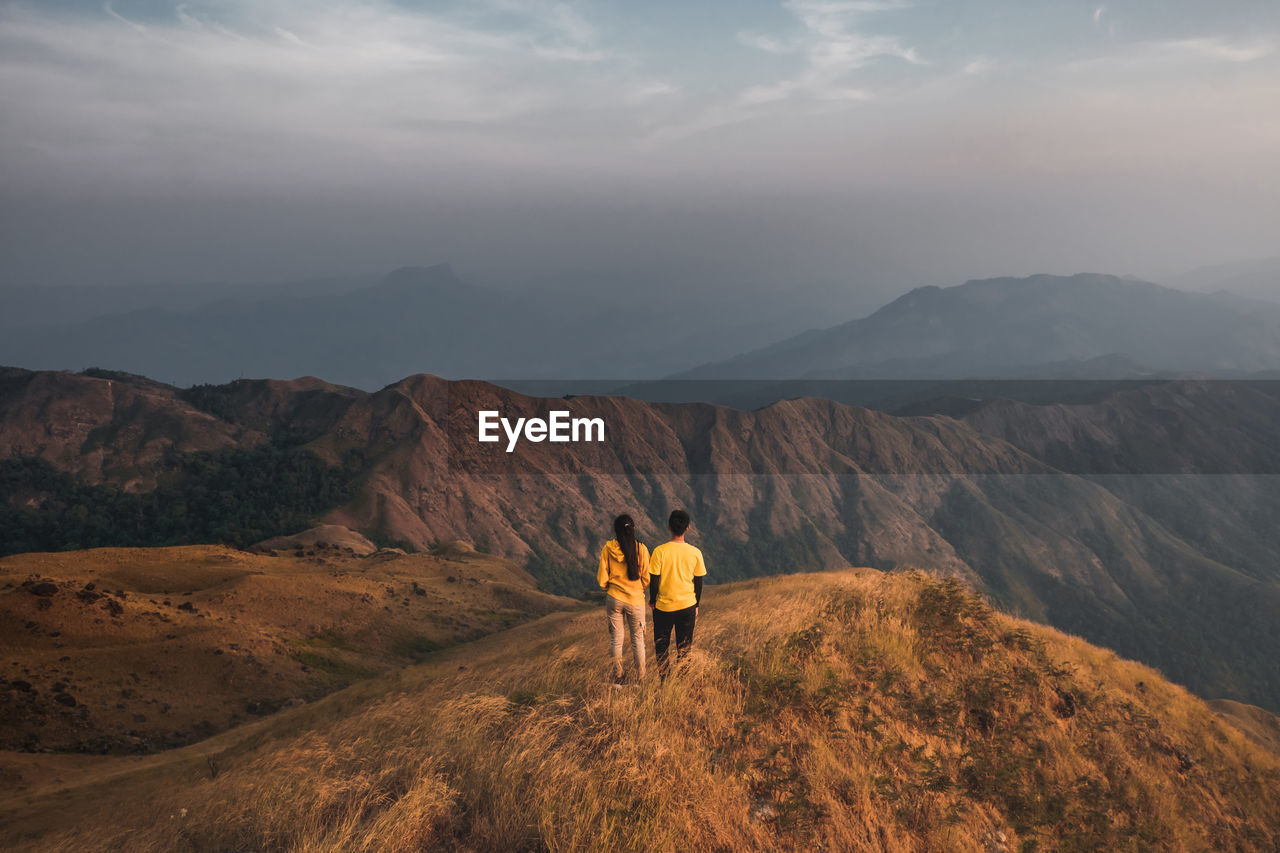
[613,514,640,581]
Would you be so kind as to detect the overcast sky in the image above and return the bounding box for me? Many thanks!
[2,0,1278,305]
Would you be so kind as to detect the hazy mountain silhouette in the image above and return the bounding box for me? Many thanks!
[1166,256,1280,304]
[10,269,1279,388]
[0,273,380,331]
[0,265,509,387]
[677,273,1280,379]
[0,265,828,388]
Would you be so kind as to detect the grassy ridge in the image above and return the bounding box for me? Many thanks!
[9,569,1279,852]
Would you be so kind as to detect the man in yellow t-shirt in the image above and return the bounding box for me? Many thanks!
[648,509,707,679]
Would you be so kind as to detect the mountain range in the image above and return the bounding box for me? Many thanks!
[0,265,828,388]
[676,273,1280,380]
[6,270,1280,391]
[3,366,1278,714]
[0,273,381,332]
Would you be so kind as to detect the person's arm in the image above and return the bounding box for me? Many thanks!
[597,546,610,591]
[648,549,660,607]
[694,550,707,610]
[639,544,650,589]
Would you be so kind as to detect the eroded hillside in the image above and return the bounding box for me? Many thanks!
[4,367,1280,710]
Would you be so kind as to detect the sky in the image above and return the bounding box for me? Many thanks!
[1,0,1278,308]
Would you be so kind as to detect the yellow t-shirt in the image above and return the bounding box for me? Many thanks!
[597,540,650,607]
[649,540,707,612]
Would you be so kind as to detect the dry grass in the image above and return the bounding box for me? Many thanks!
[0,544,575,753]
[7,569,1280,852]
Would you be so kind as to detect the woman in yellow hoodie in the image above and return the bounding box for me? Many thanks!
[598,514,650,684]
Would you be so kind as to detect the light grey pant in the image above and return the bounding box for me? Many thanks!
[605,595,646,680]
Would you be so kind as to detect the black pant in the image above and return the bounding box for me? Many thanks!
[653,605,696,677]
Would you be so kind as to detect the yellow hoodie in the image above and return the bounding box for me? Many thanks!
[598,539,650,607]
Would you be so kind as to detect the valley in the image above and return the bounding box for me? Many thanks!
[4,365,1280,715]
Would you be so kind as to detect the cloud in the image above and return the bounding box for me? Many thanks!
[736,31,794,54]
[486,0,604,61]
[0,0,647,189]
[737,0,922,105]
[273,26,304,46]
[645,0,916,145]
[962,56,996,76]
[632,82,680,99]
[1161,37,1273,63]
[2,0,1278,213]
[1063,34,1276,76]
[102,2,148,33]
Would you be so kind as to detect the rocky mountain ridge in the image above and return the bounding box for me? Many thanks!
[3,366,1279,710]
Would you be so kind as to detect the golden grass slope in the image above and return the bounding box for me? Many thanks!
[0,541,575,755]
[3,569,1278,852]
[1207,699,1280,756]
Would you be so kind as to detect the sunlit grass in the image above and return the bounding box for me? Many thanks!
[20,569,1280,852]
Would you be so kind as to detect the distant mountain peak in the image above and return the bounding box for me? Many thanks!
[953,272,1155,290]
[675,272,1280,380]
[883,273,1152,311]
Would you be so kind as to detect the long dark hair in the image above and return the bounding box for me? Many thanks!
[613,514,640,581]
